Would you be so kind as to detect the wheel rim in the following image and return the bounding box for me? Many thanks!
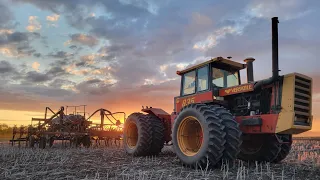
[177,116,203,156]
[126,121,138,149]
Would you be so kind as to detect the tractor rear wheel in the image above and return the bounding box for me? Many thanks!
[124,113,152,156]
[208,105,242,163]
[272,134,292,163]
[238,134,281,162]
[172,104,226,168]
[146,114,165,156]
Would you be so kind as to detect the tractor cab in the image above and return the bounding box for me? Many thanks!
[173,57,250,113]
[176,57,247,97]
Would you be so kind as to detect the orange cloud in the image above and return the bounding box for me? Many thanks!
[26,16,41,32]
[46,14,60,22]
[32,61,40,71]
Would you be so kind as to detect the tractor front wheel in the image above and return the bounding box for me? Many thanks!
[172,104,226,168]
[273,134,292,163]
[238,134,283,162]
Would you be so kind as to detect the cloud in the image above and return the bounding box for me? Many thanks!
[193,26,238,51]
[49,79,76,89]
[47,51,72,59]
[46,13,60,27]
[33,52,41,57]
[26,16,41,32]
[46,14,60,22]
[75,78,113,96]
[0,29,13,34]
[66,33,99,47]
[0,31,39,58]
[0,60,15,74]
[77,54,96,66]
[69,45,77,50]
[31,61,40,71]
[0,59,71,84]
[0,1,14,29]
[46,66,69,77]
[247,0,315,20]
[25,71,50,83]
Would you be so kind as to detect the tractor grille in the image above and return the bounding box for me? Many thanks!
[294,75,312,126]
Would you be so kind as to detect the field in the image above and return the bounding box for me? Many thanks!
[0,139,319,180]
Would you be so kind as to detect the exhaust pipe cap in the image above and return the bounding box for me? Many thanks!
[244,57,255,63]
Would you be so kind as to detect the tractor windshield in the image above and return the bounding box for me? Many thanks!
[212,67,239,88]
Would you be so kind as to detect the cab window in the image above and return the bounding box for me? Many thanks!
[212,68,239,88]
[182,70,196,95]
[197,66,208,91]
[212,68,224,87]
[227,71,239,87]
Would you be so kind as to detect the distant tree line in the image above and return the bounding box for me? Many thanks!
[0,123,13,136]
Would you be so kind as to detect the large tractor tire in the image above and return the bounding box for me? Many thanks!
[272,134,292,163]
[238,134,282,162]
[123,113,153,156]
[172,104,226,168]
[208,105,242,162]
[146,114,165,156]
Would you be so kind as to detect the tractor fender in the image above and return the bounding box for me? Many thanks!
[141,107,171,120]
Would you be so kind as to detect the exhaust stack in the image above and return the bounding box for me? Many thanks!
[253,17,280,90]
[244,57,255,83]
[272,17,279,79]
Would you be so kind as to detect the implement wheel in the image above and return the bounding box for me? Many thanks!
[172,104,226,168]
[28,136,35,148]
[49,137,54,147]
[123,113,152,156]
[39,136,46,149]
[82,135,91,148]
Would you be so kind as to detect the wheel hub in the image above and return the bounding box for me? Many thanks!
[126,121,138,149]
[177,116,203,156]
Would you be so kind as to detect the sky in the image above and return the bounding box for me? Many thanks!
[0,0,319,136]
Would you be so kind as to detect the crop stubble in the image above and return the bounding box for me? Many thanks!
[0,139,319,180]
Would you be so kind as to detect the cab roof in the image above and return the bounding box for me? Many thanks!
[176,57,246,75]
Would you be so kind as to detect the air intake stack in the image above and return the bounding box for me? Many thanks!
[244,57,255,83]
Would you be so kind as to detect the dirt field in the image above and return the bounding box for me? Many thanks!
[0,139,319,180]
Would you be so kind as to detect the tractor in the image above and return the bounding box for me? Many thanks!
[123,17,313,168]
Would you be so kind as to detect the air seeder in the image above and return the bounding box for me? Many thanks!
[123,17,313,167]
[10,105,125,148]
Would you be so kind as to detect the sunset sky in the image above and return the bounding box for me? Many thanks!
[0,0,319,136]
